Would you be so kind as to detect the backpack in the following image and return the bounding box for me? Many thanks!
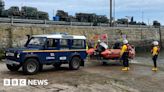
[126,44,132,52]
[157,46,160,53]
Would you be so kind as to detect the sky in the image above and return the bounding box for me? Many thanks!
[4,0,164,25]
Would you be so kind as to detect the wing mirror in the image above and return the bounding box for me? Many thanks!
[24,35,31,47]
[26,35,30,40]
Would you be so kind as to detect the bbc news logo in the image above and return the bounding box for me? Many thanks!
[3,79,48,86]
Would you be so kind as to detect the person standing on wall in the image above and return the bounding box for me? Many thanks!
[151,41,160,71]
[120,39,130,71]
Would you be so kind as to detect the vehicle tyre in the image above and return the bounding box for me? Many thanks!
[22,59,39,75]
[6,64,21,71]
[69,57,81,70]
[102,62,108,65]
[53,63,62,69]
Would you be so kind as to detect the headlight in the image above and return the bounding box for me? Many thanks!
[17,53,20,58]
[5,53,8,56]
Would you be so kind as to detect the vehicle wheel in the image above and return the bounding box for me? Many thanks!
[102,62,108,65]
[53,63,62,69]
[6,64,21,71]
[22,59,39,75]
[69,57,81,70]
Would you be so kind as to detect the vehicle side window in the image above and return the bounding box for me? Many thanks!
[47,39,58,48]
[60,39,68,49]
[72,40,85,49]
[28,37,46,46]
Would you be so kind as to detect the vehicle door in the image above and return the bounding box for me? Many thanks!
[70,39,87,59]
[43,38,59,63]
[58,39,70,62]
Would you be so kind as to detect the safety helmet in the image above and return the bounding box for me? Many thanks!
[123,39,128,44]
[153,41,159,46]
[98,40,101,42]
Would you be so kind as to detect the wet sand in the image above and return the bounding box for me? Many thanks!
[0,58,164,92]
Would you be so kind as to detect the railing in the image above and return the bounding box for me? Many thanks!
[0,17,156,28]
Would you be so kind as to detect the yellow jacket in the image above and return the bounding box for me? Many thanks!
[152,46,159,56]
[120,45,128,56]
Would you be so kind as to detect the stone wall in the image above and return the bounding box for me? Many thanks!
[0,23,163,49]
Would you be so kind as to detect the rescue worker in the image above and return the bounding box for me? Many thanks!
[113,41,121,49]
[96,40,108,52]
[120,39,130,71]
[88,40,95,49]
[95,40,108,60]
[151,41,160,71]
[95,40,101,49]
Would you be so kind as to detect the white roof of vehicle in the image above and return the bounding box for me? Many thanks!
[32,34,86,40]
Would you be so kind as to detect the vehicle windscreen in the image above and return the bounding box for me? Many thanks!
[27,37,46,47]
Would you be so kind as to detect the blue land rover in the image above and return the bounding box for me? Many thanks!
[3,33,87,75]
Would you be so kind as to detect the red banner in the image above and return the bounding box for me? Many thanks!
[100,34,108,41]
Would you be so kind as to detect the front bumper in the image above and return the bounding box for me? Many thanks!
[2,59,20,65]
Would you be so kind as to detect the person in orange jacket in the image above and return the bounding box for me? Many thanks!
[120,39,130,71]
[151,41,160,71]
